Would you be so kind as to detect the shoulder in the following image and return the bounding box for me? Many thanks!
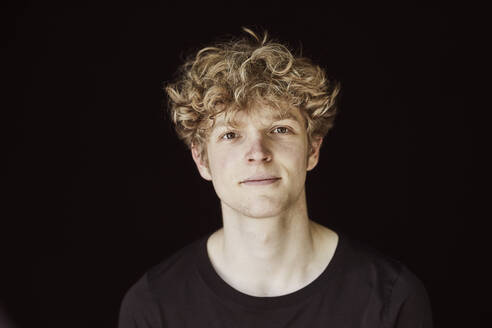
[146,235,206,291]
[118,234,208,328]
[385,264,433,327]
[339,233,433,327]
[118,273,162,328]
[342,233,429,293]
[340,233,429,296]
[339,233,405,284]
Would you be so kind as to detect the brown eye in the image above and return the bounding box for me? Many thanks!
[273,127,289,134]
[222,132,237,140]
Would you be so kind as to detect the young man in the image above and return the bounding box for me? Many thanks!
[118,28,433,327]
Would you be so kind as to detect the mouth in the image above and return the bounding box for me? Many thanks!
[240,177,281,186]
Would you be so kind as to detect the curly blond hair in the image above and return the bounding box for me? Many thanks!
[165,28,340,163]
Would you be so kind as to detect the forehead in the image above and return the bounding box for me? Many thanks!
[211,104,304,129]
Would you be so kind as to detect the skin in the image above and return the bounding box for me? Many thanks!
[191,103,339,297]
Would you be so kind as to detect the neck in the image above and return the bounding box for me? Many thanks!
[212,189,324,296]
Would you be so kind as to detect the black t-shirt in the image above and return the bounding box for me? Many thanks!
[118,231,433,327]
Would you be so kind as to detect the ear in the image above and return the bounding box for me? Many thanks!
[191,143,212,181]
[307,136,323,171]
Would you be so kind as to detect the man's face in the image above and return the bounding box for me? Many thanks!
[192,104,322,219]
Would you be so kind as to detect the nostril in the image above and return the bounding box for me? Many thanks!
[247,155,271,162]
[245,140,272,162]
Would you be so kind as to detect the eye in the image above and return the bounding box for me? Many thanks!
[221,131,237,140]
[272,126,290,134]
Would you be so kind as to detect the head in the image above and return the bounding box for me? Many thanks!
[165,28,340,218]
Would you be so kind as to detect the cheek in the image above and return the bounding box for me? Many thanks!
[208,147,236,180]
[279,140,308,169]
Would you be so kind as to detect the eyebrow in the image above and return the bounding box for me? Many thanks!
[212,112,301,130]
[271,111,300,122]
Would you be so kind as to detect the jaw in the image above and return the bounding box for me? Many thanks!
[219,186,308,220]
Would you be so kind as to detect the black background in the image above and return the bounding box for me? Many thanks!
[3,1,476,327]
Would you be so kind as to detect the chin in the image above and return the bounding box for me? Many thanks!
[243,209,282,219]
[219,192,295,219]
[236,199,288,219]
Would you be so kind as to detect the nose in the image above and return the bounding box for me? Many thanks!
[245,134,272,163]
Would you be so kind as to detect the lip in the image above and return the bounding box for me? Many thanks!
[240,177,281,185]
